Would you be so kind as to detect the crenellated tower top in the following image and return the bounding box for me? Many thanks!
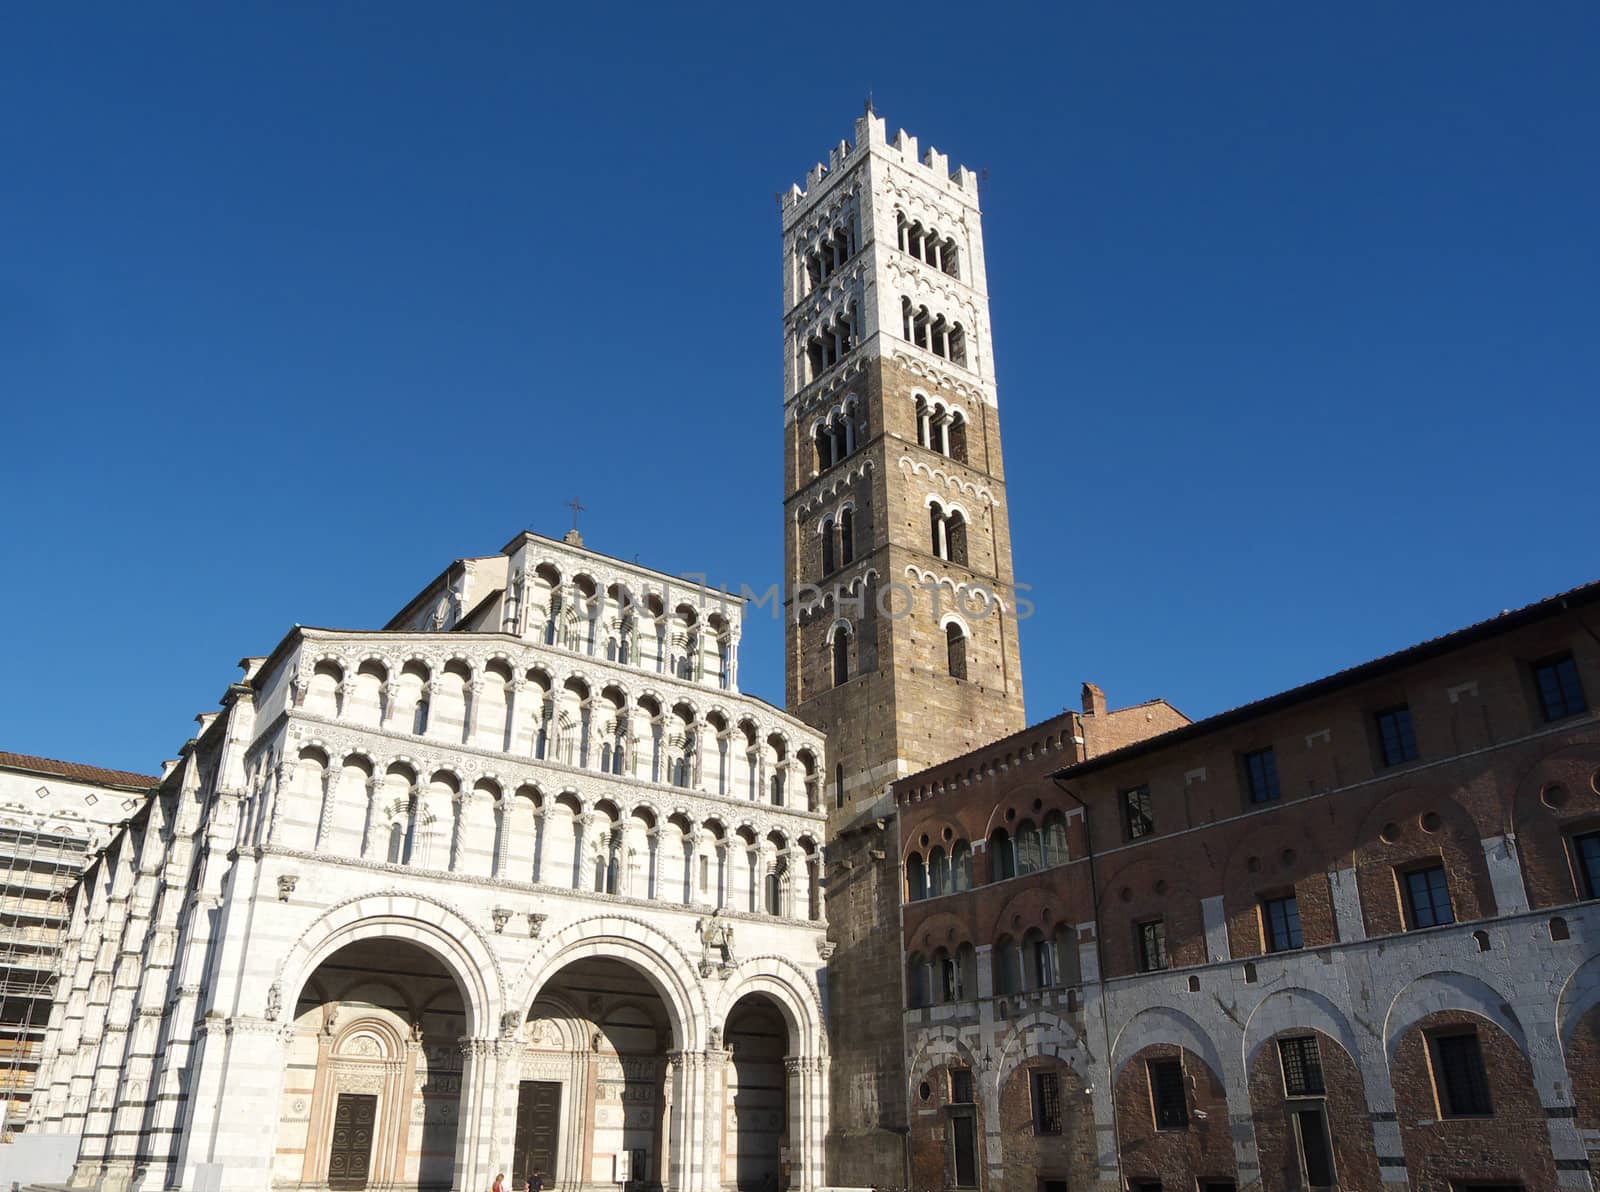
[779,112,981,223]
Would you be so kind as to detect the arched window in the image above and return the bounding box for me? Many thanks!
[821,518,835,575]
[1042,811,1069,867]
[764,869,782,916]
[832,624,851,687]
[989,828,1016,880]
[770,771,785,807]
[928,846,949,897]
[930,503,945,558]
[834,762,845,809]
[948,413,968,463]
[947,512,968,567]
[993,937,1021,995]
[599,742,613,772]
[905,852,927,901]
[916,397,930,447]
[412,692,430,736]
[951,841,973,892]
[839,507,855,567]
[1016,821,1042,875]
[386,822,405,865]
[946,623,967,681]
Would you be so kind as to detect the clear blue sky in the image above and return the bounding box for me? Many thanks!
[3,5,1597,775]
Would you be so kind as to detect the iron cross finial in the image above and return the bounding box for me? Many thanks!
[567,496,586,532]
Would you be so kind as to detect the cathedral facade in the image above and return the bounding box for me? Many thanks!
[26,532,831,1192]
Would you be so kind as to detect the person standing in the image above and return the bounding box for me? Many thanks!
[492,1173,505,1192]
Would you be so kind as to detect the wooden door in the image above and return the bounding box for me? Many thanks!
[512,1080,562,1183]
[327,1092,378,1189]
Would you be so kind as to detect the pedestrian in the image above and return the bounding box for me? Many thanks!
[492,1173,505,1192]
[530,1170,545,1192]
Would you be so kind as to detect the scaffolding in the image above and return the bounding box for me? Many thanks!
[0,823,87,1138]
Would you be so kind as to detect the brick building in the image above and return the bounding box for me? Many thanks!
[896,582,1600,1191]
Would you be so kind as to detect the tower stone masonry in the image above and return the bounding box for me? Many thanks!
[780,109,1027,1184]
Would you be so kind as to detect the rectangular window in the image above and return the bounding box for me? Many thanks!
[1293,1106,1337,1187]
[1534,653,1587,721]
[1278,1035,1325,1096]
[1136,919,1169,972]
[1147,1058,1187,1129]
[1243,746,1281,803]
[1376,705,1419,766]
[949,1068,974,1103]
[1122,785,1154,839]
[1403,864,1455,929]
[1431,1030,1493,1116]
[1262,894,1303,952]
[1129,1183,1163,1192]
[1031,1070,1063,1135]
[1574,831,1600,899]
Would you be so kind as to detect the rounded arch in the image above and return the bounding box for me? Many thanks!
[1243,986,1363,1068]
[1382,970,1529,1067]
[908,1024,983,1085]
[938,610,972,637]
[1557,952,1600,1052]
[513,915,704,1051]
[713,956,825,1058]
[996,1011,1084,1086]
[273,892,502,1038]
[1111,1004,1226,1080]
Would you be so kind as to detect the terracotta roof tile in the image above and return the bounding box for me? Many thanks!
[0,750,159,791]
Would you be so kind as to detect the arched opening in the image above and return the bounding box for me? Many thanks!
[280,938,468,1191]
[831,624,851,687]
[723,993,791,1190]
[946,622,967,680]
[521,957,679,1192]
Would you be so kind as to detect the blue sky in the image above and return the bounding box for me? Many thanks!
[3,4,1597,775]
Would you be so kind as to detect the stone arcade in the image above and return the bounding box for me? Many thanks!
[26,531,831,1192]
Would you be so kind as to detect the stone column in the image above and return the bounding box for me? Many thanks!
[505,677,526,754]
[454,1036,519,1192]
[313,765,339,850]
[684,828,705,906]
[465,679,486,745]
[702,1048,732,1191]
[359,774,383,860]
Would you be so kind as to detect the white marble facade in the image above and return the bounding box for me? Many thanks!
[27,531,831,1192]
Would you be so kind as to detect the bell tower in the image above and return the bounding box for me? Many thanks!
[780,109,1026,1181]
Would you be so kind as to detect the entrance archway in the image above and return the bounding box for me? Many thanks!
[520,956,678,1192]
[724,993,790,1191]
[279,937,467,1191]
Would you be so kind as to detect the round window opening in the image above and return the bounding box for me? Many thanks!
[1420,811,1442,833]
[919,1081,932,1102]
